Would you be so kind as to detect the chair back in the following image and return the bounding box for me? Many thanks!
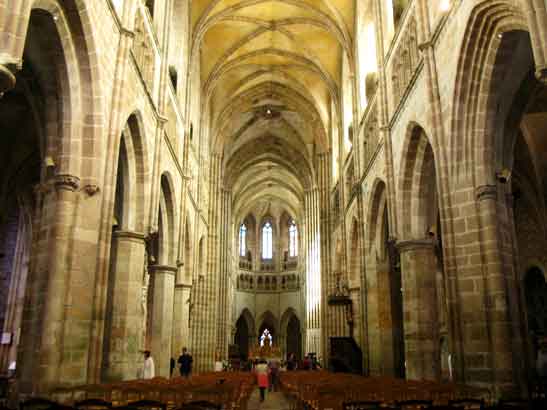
[343,401,382,410]
[396,400,433,410]
[21,397,58,410]
[127,400,166,410]
[448,399,484,410]
[74,399,112,410]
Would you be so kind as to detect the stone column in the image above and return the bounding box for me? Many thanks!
[103,230,146,382]
[475,185,519,396]
[172,283,191,358]
[397,239,440,381]
[37,175,80,391]
[149,265,176,377]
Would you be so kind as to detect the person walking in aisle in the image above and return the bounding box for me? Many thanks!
[142,350,155,379]
[178,347,193,378]
[255,358,269,402]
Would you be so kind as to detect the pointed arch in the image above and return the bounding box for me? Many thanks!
[450,1,529,185]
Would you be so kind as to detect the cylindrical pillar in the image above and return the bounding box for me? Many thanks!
[103,230,146,382]
[397,239,440,381]
[149,265,176,377]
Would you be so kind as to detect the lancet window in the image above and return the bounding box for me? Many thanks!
[262,222,273,259]
[289,220,298,257]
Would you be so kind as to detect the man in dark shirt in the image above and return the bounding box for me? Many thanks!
[178,347,193,377]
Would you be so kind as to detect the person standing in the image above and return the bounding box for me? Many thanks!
[255,359,269,402]
[178,347,193,378]
[143,350,155,379]
[268,358,279,392]
[287,353,297,371]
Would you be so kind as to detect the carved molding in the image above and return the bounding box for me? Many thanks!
[475,184,497,202]
[113,230,146,241]
[148,265,177,276]
[54,174,81,192]
[83,184,100,196]
[396,238,436,253]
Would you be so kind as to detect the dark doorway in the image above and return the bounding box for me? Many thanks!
[235,315,249,360]
[286,315,302,360]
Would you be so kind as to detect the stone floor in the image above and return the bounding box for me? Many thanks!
[246,388,292,410]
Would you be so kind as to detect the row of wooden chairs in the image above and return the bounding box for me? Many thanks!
[46,373,255,410]
[19,397,222,410]
[280,372,493,410]
[342,399,544,410]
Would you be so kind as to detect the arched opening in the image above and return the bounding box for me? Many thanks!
[0,65,42,376]
[235,315,250,361]
[286,315,302,361]
[398,125,442,380]
[102,114,147,382]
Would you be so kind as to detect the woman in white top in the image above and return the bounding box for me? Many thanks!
[143,350,155,379]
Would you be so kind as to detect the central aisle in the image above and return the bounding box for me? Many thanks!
[246,389,292,410]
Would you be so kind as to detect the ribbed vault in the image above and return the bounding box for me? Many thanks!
[192,0,354,223]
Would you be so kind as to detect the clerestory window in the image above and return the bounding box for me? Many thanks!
[289,220,298,257]
[262,222,273,259]
[239,223,247,257]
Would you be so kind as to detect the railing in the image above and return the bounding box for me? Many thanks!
[283,259,298,271]
[132,9,157,95]
[237,273,299,292]
[260,261,275,272]
[388,7,421,111]
[362,97,379,171]
[239,259,252,270]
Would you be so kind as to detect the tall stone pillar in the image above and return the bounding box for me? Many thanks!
[475,185,519,396]
[397,239,440,381]
[103,230,146,382]
[149,265,176,377]
[37,175,81,391]
[172,283,191,357]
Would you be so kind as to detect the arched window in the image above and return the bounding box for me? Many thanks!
[239,224,247,257]
[262,222,273,259]
[289,220,298,257]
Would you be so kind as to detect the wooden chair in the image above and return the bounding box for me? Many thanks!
[448,399,484,410]
[497,399,529,410]
[74,399,112,410]
[395,400,433,410]
[20,398,59,410]
[127,400,166,410]
[342,401,383,410]
[182,401,220,410]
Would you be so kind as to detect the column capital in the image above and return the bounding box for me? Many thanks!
[396,238,436,253]
[149,265,178,276]
[113,230,146,241]
[475,184,497,202]
[54,174,81,192]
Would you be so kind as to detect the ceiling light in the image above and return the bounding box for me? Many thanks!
[266,108,272,115]
[497,33,503,39]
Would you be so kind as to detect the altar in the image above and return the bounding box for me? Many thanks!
[248,329,282,360]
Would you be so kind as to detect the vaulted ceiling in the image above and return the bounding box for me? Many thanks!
[190,0,355,222]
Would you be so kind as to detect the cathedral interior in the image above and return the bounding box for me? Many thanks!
[1,0,547,403]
